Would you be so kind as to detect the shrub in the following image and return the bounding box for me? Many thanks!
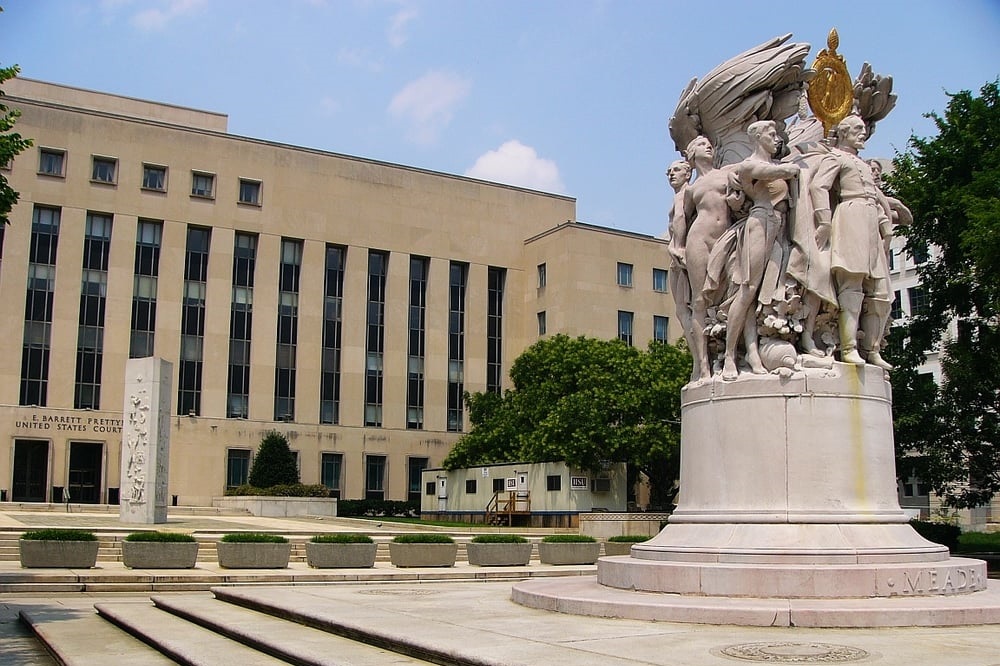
[957,531,1000,553]
[608,535,649,543]
[392,534,454,544]
[471,534,527,543]
[247,431,299,488]
[310,533,373,544]
[541,534,596,543]
[124,532,196,542]
[220,532,288,544]
[20,529,97,541]
[910,519,961,551]
[224,483,330,497]
[337,499,418,517]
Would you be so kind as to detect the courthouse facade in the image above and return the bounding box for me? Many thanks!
[0,79,676,506]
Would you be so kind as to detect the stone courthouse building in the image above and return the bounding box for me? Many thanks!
[0,79,676,507]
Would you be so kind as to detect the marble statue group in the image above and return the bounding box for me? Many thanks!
[665,31,910,383]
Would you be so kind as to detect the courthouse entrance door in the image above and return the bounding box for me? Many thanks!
[12,439,49,502]
[68,442,103,504]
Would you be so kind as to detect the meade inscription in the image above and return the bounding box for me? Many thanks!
[14,413,124,434]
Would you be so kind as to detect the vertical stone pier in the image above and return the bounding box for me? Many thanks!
[119,358,172,524]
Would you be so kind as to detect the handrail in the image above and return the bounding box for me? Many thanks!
[484,491,530,526]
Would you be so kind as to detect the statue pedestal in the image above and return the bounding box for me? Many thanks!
[513,364,1000,626]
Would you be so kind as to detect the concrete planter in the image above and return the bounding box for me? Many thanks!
[122,541,199,569]
[214,496,337,518]
[216,542,291,569]
[466,542,533,566]
[388,542,458,568]
[603,541,637,557]
[19,540,99,568]
[538,541,601,565]
[305,542,377,569]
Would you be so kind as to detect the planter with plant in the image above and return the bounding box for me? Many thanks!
[604,534,648,557]
[19,529,99,568]
[538,534,600,565]
[216,532,291,569]
[306,533,377,568]
[466,534,532,566]
[388,534,457,568]
[122,532,199,569]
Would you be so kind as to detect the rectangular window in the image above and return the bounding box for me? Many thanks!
[537,263,547,288]
[911,244,929,265]
[426,482,436,496]
[365,250,388,427]
[226,449,251,488]
[21,206,61,406]
[486,267,506,394]
[891,290,903,320]
[447,261,468,432]
[465,479,477,494]
[178,227,211,416]
[274,238,302,421]
[908,287,929,317]
[617,262,633,287]
[652,268,669,293]
[407,257,428,429]
[653,315,669,343]
[130,220,162,358]
[492,478,506,493]
[38,148,65,177]
[408,457,428,503]
[142,164,167,191]
[321,452,343,498]
[91,156,117,184]
[321,245,345,424]
[75,213,112,409]
[365,455,386,500]
[537,311,547,336]
[228,232,256,418]
[546,475,562,491]
[238,178,261,205]
[888,249,895,271]
[618,310,634,346]
[191,171,215,198]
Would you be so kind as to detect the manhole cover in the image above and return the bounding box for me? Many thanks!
[357,588,436,596]
[718,642,869,663]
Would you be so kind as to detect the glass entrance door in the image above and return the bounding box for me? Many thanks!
[68,442,103,504]
[12,440,49,502]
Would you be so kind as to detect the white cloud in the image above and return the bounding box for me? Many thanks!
[387,6,418,48]
[388,71,471,145]
[319,96,342,116]
[131,0,206,31]
[465,140,566,194]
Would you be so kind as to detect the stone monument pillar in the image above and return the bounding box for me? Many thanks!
[119,357,172,524]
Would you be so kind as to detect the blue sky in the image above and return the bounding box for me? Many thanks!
[3,0,998,237]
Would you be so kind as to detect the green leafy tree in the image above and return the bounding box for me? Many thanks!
[1,55,33,226]
[886,80,1000,508]
[444,335,690,508]
[247,431,300,488]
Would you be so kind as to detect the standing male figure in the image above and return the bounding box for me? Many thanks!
[809,115,893,369]
[665,160,694,356]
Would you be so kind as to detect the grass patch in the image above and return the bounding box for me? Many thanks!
[352,516,476,528]
[124,532,196,542]
[541,534,596,543]
[219,532,288,544]
[957,531,1000,553]
[20,529,97,541]
[471,534,527,544]
[391,534,455,544]
[310,533,373,544]
[608,534,649,543]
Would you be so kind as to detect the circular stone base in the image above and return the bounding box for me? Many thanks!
[598,555,987,598]
[511,576,1000,627]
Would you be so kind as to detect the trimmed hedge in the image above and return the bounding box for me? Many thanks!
[224,483,330,497]
[608,534,649,543]
[910,519,961,551]
[220,532,288,544]
[541,534,596,543]
[337,499,418,517]
[391,534,454,544]
[124,532,196,542]
[471,534,527,544]
[20,529,97,541]
[310,533,373,544]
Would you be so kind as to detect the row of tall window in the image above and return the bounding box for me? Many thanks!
[15,206,503,431]
[33,146,262,205]
[536,261,670,293]
[534,309,671,345]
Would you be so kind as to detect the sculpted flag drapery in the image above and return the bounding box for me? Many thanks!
[665,30,909,382]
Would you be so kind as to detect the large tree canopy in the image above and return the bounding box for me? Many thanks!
[1,59,32,226]
[887,80,1000,508]
[444,335,690,508]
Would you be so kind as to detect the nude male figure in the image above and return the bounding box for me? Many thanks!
[665,159,694,354]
